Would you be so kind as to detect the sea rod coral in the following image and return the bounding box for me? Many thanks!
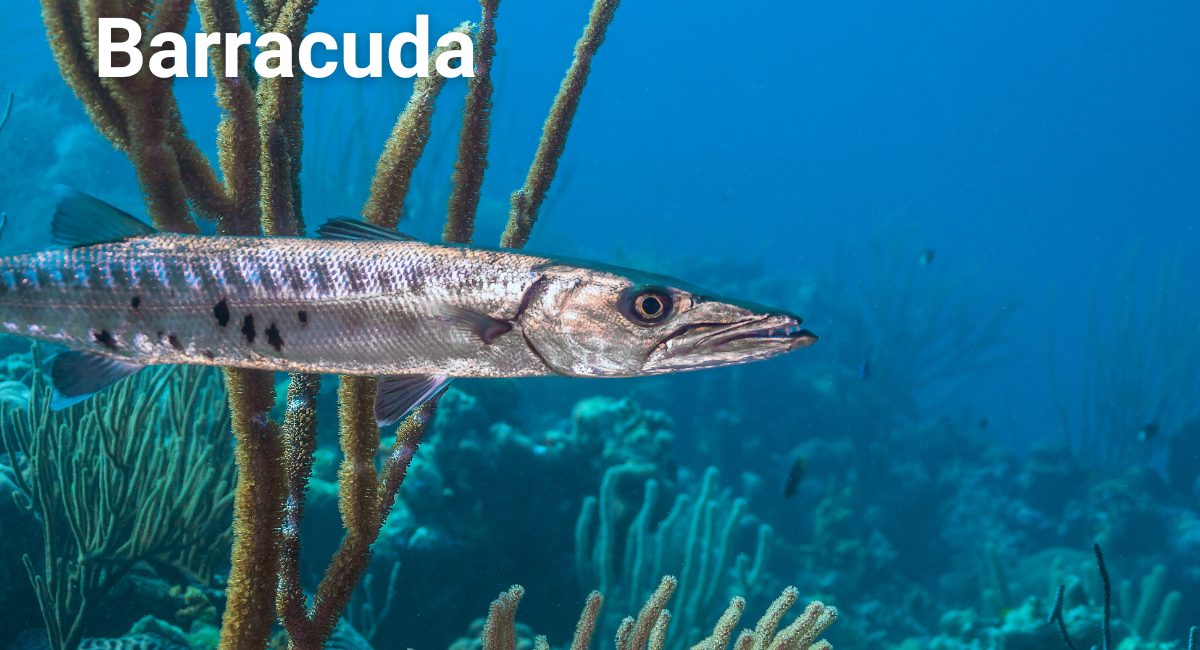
[39,0,621,648]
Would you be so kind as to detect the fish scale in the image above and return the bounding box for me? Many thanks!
[0,234,554,377]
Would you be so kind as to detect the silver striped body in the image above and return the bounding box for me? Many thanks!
[0,234,555,377]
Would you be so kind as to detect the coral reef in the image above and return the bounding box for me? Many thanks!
[576,465,775,650]
[0,347,233,650]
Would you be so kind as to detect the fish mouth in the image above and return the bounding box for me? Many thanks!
[700,318,818,349]
[644,314,817,373]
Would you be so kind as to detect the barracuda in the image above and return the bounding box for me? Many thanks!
[0,187,817,423]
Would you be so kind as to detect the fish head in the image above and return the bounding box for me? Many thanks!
[519,264,817,377]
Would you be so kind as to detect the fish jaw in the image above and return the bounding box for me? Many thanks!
[641,309,817,374]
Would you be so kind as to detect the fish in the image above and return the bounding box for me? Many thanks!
[978,417,989,430]
[918,249,935,266]
[1137,422,1158,442]
[858,350,871,381]
[0,187,818,425]
[783,455,806,499]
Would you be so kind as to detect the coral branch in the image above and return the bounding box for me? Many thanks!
[255,0,319,237]
[219,369,284,650]
[40,0,131,149]
[42,0,200,232]
[483,586,526,650]
[379,399,438,516]
[361,25,472,230]
[501,0,621,249]
[198,0,262,235]
[571,591,605,650]
[626,576,677,650]
[277,374,322,640]
[444,0,500,244]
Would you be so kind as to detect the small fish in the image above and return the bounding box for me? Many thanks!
[784,456,806,499]
[1137,422,1159,442]
[918,249,935,266]
[858,352,871,381]
[0,187,818,425]
[979,417,989,430]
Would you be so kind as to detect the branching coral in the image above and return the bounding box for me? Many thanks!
[40,0,624,647]
[0,347,234,650]
[462,577,837,650]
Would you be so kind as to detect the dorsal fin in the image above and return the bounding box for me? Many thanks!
[52,185,156,248]
[316,218,418,242]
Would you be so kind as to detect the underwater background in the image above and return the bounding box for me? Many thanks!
[0,0,1197,650]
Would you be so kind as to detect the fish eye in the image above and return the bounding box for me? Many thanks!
[622,287,673,326]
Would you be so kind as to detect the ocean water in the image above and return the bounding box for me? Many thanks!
[0,1,1197,650]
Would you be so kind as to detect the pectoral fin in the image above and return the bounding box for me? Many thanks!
[374,374,453,426]
[45,351,144,410]
[438,307,514,345]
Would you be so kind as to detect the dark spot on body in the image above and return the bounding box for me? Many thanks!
[298,310,308,326]
[110,265,130,289]
[214,298,230,327]
[259,265,277,292]
[242,313,256,344]
[285,267,306,294]
[203,349,215,359]
[168,334,182,350]
[377,270,393,292]
[266,323,283,352]
[344,262,366,292]
[407,272,425,294]
[130,296,140,309]
[87,265,104,290]
[93,329,118,350]
[312,263,333,293]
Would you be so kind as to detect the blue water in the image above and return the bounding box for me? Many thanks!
[0,0,1197,648]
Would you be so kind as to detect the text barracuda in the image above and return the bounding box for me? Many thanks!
[98,16,475,79]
